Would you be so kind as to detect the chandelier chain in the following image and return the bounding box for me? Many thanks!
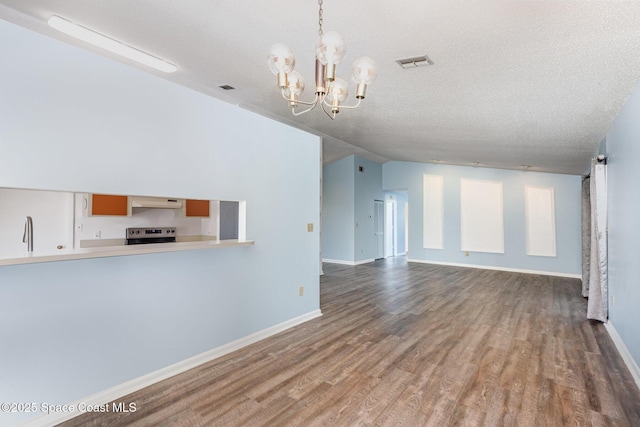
[318,0,323,36]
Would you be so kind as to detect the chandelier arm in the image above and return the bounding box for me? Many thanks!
[291,101,320,116]
[280,89,320,106]
[322,98,362,110]
[320,101,336,120]
[294,96,322,106]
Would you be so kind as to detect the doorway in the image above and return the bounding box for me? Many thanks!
[382,191,408,258]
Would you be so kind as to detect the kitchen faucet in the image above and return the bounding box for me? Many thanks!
[22,216,33,252]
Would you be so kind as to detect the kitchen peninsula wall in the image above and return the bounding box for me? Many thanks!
[0,17,319,426]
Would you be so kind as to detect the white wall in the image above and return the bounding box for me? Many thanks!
[0,188,74,256]
[0,19,320,426]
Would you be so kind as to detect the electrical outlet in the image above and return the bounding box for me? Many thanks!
[465,251,469,256]
[307,223,313,232]
[94,230,101,239]
[299,286,304,296]
[611,295,615,306]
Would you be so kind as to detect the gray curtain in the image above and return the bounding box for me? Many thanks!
[587,159,608,322]
[581,176,591,297]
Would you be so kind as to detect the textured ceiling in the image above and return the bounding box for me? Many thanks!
[2,0,640,175]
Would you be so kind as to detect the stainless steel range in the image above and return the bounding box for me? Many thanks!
[125,227,176,245]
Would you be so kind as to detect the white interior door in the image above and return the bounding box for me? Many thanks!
[385,200,397,257]
[374,200,384,259]
[405,202,409,255]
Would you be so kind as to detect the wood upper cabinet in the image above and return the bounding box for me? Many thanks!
[91,194,128,216]
[185,199,210,217]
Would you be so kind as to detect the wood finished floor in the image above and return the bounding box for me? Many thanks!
[61,258,640,426]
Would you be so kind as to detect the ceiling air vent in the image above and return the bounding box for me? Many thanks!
[396,54,434,69]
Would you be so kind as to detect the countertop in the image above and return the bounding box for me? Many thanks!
[0,239,255,266]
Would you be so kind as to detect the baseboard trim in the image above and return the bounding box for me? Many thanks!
[322,258,375,266]
[604,321,640,390]
[22,309,323,427]
[406,258,581,279]
[322,258,356,265]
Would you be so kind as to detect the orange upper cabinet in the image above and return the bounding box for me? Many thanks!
[91,194,129,216]
[186,199,210,217]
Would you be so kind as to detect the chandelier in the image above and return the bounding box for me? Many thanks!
[266,0,378,119]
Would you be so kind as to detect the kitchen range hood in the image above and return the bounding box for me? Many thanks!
[129,196,183,209]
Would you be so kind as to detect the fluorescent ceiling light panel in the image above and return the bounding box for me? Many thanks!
[47,15,177,73]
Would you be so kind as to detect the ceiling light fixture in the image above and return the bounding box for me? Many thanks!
[47,15,177,73]
[266,0,377,120]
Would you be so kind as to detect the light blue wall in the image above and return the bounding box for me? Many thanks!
[354,157,384,262]
[383,161,582,275]
[0,20,320,426]
[605,81,640,367]
[321,155,384,263]
[322,156,355,262]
